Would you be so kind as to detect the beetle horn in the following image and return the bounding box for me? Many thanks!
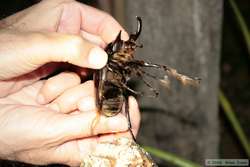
[111,31,123,52]
[129,16,142,41]
[113,30,122,43]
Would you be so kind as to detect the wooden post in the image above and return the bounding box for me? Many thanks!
[124,0,222,164]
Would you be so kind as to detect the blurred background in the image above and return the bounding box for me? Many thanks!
[0,0,249,166]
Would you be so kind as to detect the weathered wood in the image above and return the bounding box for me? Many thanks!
[124,0,222,164]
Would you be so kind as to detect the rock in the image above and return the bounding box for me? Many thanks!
[81,137,157,167]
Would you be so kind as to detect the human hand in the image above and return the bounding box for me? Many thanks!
[0,0,128,95]
[0,1,140,165]
[0,72,140,166]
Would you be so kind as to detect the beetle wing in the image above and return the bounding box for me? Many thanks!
[94,67,105,111]
[94,67,125,117]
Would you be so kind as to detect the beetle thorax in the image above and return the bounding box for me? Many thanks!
[112,51,134,64]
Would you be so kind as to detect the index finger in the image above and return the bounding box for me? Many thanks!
[78,2,129,43]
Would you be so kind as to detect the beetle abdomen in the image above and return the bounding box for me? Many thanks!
[101,82,124,117]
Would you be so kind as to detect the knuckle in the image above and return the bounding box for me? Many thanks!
[66,35,86,60]
[44,77,59,93]
[69,35,85,46]
[61,71,81,84]
[102,13,115,23]
[82,81,95,95]
[97,13,116,34]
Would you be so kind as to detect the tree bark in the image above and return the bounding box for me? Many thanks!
[124,0,222,165]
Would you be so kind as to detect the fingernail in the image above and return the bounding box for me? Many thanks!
[88,47,108,68]
[37,94,45,104]
[48,103,60,112]
[108,116,128,132]
[78,97,96,111]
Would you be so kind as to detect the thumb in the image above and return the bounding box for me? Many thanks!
[0,31,108,80]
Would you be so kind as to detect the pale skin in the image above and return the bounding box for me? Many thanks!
[0,0,140,166]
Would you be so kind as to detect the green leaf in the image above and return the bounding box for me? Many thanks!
[144,146,202,167]
[229,0,250,54]
[219,90,250,157]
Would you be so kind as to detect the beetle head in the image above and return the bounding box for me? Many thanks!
[105,17,143,56]
[124,16,143,52]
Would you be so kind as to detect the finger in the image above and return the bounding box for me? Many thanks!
[37,72,81,104]
[0,80,45,105]
[98,96,141,142]
[76,96,142,143]
[42,33,108,69]
[0,31,107,80]
[97,131,132,143]
[48,80,95,113]
[81,30,106,48]
[49,133,134,166]
[78,3,129,43]
[44,136,98,166]
[0,62,59,98]
[77,96,96,112]
[55,112,128,141]
[128,96,141,137]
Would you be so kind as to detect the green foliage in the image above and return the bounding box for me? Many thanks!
[219,91,250,157]
[229,0,250,54]
[144,146,201,167]
[219,0,250,158]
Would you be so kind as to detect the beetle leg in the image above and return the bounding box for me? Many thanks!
[141,70,159,80]
[134,70,159,97]
[129,60,201,87]
[125,96,136,142]
[110,80,144,96]
[123,65,160,97]
[120,82,143,95]
[141,77,159,97]
[106,65,113,72]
